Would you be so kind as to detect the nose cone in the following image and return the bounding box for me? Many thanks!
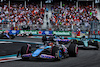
[32,49,44,57]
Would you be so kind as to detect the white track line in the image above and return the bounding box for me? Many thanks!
[0,41,13,43]
[0,56,21,63]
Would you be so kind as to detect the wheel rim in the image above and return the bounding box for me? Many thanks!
[55,50,62,59]
[59,50,62,58]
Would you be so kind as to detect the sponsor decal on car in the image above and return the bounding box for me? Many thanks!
[40,54,55,59]
[22,54,31,57]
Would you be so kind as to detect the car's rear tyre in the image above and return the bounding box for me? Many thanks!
[72,39,77,44]
[69,44,78,57]
[0,34,3,39]
[21,46,27,55]
[10,35,15,39]
[52,46,58,56]
[21,45,31,60]
[94,41,99,50]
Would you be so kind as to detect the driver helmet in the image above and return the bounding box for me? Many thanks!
[49,42,53,46]
[53,34,57,38]
[82,36,85,38]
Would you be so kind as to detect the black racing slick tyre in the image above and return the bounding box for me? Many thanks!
[42,35,47,42]
[21,46,27,55]
[10,35,15,39]
[0,34,3,39]
[69,44,78,57]
[94,41,99,50]
[21,44,31,60]
[21,46,29,60]
[52,46,59,56]
[72,39,77,44]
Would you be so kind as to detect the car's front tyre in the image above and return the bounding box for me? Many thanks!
[68,44,78,57]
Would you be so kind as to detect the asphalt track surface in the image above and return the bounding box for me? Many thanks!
[0,37,100,67]
[0,37,42,56]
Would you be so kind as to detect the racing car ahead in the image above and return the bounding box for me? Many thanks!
[73,36,99,50]
[17,40,78,61]
[0,32,15,39]
[17,33,33,37]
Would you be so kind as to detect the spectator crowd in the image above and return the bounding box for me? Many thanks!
[50,3,99,31]
[0,2,45,30]
[0,2,99,31]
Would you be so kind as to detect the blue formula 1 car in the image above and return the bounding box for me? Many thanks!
[0,32,15,39]
[17,40,78,61]
[73,36,99,50]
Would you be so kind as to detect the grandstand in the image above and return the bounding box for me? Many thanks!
[95,0,100,20]
[0,0,100,32]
